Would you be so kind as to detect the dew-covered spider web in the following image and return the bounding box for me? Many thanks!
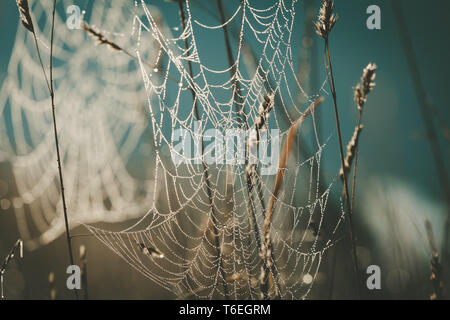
[85,0,345,299]
[0,0,164,249]
[1,0,346,299]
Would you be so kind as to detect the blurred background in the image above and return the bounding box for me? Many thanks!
[0,0,449,299]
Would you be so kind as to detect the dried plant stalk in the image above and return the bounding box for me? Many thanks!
[82,22,179,84]
[79,245,89,300]
[1,239,23,300]
[340,125,363,179]
[246,94,282,299]
[348,63,376,208]
[425,220,446,300]
[48,272,57,300]
[263,97,323,232]
[315,0,361,297]
[137,242,164,259]
[259,98,323,297]
[330,63,376,299]
[82,22,122,51]
[15,0,79,299]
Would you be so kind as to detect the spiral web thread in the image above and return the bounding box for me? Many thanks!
[85,0,344,299]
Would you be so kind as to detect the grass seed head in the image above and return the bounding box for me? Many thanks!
[340,125,364,179]
[314,0,338,39]
[355,63,377,111]
[82,22,122,51]
[16,0,34,33]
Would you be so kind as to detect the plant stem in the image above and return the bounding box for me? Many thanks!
[48,0,78,300]
[323,39,360,298]
[1,240,23,300]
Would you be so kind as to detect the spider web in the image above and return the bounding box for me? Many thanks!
[0,0,163,249]
[0,0,346,299]
[85,0,344,299]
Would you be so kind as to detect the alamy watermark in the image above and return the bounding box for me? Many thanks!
[366,265,381,290]
[171,121,280,176]
[66,5,82,30]
[366,5,381,30]
[66,265,81,290]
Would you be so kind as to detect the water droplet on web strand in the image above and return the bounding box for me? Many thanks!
[302,273,313,284]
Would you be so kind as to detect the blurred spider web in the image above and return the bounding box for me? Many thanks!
[0,0,162,249]
[1,0,345,299]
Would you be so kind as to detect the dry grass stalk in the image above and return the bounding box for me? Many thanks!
[245,94,282,299]
[349,63,376,205]
[340,125,363,179]
[425,220,446,300]
[246,94,274,189]
[1,239,23,299]
[79,245,89,300]
[48,271,57,300]
[82,22,122,51]
[331,63,376,298]
[315,0,361,297]
[263,97,323,231]
[82,22,179,84]
[16,0,79,299]
[330,65,376,300]
[137,242,165,259]
[259,98,323,297]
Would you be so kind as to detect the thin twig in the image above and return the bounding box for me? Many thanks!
[16,0,78,300]
[329,63,376,299]
[246,95,282,298]
[324,42,359,291]
[82,22,180,84]
[1,239,23,299]
[260,98,323,297]
[49,0,79,300]
[425,219,446,300]
[314,0,359,297]
[349,62,377,211]
[79,245,88,300]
